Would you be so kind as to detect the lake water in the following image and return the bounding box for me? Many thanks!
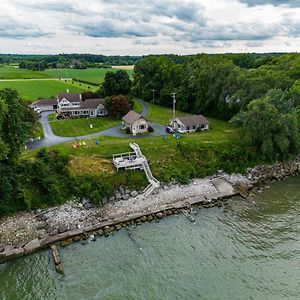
[1,176,300,300]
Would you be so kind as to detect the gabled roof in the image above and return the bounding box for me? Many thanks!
[122,110,145,124]
[176,115,209,127]
[80,98,106,110]
[58,92,81,103]
[31,98,57,106]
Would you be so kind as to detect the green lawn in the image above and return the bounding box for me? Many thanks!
[42,68,134,85]
[145,102,192,124]
[0,80,89,101]
[49,117,120,137]
[0,66,51,80]
[133,100,143,114]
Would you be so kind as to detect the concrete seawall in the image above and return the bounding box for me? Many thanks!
[0,178,239,262]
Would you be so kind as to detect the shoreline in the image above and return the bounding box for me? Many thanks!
[1,157,300,262]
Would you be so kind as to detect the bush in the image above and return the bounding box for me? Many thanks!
[148,126,154,133]
[125,127,131,134]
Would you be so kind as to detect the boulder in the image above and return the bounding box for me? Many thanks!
[109,196,115,202]
[115,192,122,200]
[58,225,68,234]
[122,194,130,200]
[84,202,93,209]
[130,191,139,198]
[119,186,125,195]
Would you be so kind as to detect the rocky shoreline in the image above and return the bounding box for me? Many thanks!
[1,156,300,262]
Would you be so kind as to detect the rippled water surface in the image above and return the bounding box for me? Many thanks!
[1,176,300,300]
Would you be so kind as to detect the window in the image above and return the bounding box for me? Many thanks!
[193,125,196,129]
[90,110,94,116]
[140,124,145,129]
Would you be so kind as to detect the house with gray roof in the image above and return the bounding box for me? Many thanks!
[122,110,149,135]
[30,98,58,112]
[170,115,209,133]
[57,92,107,117]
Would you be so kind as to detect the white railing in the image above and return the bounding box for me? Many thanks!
[130,143,160,195]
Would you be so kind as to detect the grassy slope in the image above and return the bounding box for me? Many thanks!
[49,117,120,137]
[146,102,192,124]
[0,80,88,101]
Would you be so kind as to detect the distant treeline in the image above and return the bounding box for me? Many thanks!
[0,52,284,71]
[0,54,141,70]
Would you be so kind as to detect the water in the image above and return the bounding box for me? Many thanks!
[1,176,300,300]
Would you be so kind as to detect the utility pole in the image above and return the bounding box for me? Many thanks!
[171,92,176,119]
[151,89,156,104]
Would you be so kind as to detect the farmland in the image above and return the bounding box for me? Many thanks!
[0,80,88,101]
[0,66,133,84]
[41,68,134,84]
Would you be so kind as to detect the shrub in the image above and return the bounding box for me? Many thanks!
[148,126,154,133]
[125,127,131,134]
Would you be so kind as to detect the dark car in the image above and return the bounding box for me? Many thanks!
[166,126,175,134]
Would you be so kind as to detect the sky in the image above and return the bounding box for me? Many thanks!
[1,0,300,55]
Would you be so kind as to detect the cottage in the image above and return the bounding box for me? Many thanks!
[56,92,107,117]
[122,110,149,135]
[30,98,58,112]
[170,115,209,133]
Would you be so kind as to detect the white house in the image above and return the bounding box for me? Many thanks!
[170,115,209,133]
[122,110,149,135]
[56,92,107,117]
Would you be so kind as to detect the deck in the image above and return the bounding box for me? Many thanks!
[112,152,144,170]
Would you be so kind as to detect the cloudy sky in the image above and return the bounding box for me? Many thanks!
[1,0,300,55]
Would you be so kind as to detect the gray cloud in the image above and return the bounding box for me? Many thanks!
[240,0,300,7]
[0,16,48,39]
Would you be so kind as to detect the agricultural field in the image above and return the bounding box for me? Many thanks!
[42,68,134,84]
[0,66,51,80]
[0,80,88,101]
[0,66,133,84]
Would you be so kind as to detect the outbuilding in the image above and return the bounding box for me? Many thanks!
[170,115,209,133]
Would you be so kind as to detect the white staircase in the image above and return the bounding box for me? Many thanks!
[130,143,160,196]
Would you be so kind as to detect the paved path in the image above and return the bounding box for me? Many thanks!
[26,99,166,150]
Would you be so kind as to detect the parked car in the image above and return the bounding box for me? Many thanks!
[166,126,175,134]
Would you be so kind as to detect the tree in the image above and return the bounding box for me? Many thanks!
[231,90,300,161]
[101,70,131,96]
[106,95,131,118]
[0,89,33,160]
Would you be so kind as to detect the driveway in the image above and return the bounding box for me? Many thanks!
[26,99,166,150]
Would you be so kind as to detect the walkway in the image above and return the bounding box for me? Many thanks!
[26,99,166,150]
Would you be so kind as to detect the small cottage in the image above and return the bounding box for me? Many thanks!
[170,115,209,133]
[122,110,149,135]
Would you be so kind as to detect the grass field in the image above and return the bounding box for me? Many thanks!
[0,66,51,80]
[42,68,134,84]
[49,117,120,137]
[0,67,133,84]
[0,80,88,101]
[145,102,191,124]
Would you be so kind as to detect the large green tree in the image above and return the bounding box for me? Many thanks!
[232,90,300,160]
[101,70,131,96]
